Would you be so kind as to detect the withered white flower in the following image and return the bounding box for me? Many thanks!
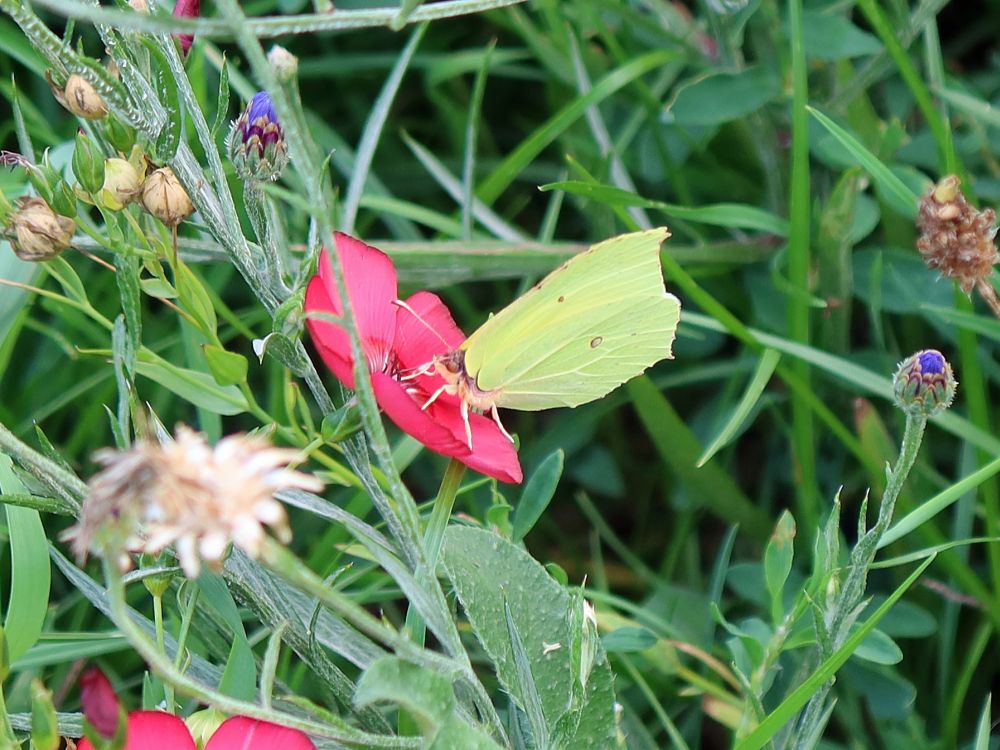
[68,426,322,578]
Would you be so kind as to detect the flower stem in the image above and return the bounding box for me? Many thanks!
[404,458,465,644]
[152,592,175,712]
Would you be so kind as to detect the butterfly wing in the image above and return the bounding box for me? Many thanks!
[461,228,681,411]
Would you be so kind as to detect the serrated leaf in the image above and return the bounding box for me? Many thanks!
[442,526,616,747]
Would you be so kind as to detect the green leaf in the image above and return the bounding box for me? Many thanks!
[807,106,918,218]
[735,554,935,750]
[354,656,501,747]
[763,510,795,624]
[442,525,617,747]
[197,572,257,701]
[141,38,182,161]
[45,256,88,305]
[799,10,882,60]
[627,376,771,539]
[669,66,782,127]
[174,263,218,337]
[539,181,789,235]
[974,693,991,750]
[135,351,248,416]
[114,252,142,359]
[210,55,231,140]
[601,627,657,653]
[12,633,129,671]
[698,348,781,466]
[139,277,177,299]
[512,449,563,543]
[0,454,51,663]
[203,344,249,387]
[853,628,902,666]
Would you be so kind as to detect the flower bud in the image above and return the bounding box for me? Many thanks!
[141,166,193,226]
[172,0,200,55]
[186,708,226,747]
[8,197,75,261]
[227,91,288,182]
[267,45,299,82]
[100,158,143,210]
[57,74,108,120]
[79,667,121,739]
[72,131,106,195]
[892,349,957,417]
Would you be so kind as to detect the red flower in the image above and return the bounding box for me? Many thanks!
[305,233,522,484]
[172,0,199,55]
[77,668,315,750]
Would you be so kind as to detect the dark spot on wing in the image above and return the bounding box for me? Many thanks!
[590,336,603,348]
[557,295,565,303]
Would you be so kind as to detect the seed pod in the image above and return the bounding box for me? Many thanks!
[141,166,193,226]
[59,74,108,120]
[9,197,76,262]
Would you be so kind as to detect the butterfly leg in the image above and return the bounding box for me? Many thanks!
[420,383,450,411]
[461,398,473,450]
[490,405,514,444]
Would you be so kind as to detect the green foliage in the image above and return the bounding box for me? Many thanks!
[0,0,998,748]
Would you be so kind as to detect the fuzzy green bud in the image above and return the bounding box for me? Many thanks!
[30,680,59,750]
[73,131,106,194]
[892,349,957,417]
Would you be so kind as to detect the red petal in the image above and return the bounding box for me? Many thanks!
[79,667,120,738]
[393,291,467,401]
[373,373,522,484]
[304,237,398,383]
[305,272,354,388]
[204,716,316,750]
[394,291,466,366]
[78,711,196,750]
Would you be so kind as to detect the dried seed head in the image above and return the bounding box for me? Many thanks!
[141,166,194,226]
[8,197,75,261]
[59,74,108,120]
[67,427,323,578]
[916,175,999,293]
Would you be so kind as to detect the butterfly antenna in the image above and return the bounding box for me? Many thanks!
[393,299,452,349]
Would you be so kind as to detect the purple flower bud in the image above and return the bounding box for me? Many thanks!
[892,349,957,417]
[227,91,289,182]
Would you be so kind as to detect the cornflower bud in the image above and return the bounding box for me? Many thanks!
[172,0,200,55]
[101,158,143,210]
[52,73,108,120]
[72,131,105,195]
[892,349,957,418]
[141,166,193,226]
[8,197,75,261]
[227,91,289,182]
